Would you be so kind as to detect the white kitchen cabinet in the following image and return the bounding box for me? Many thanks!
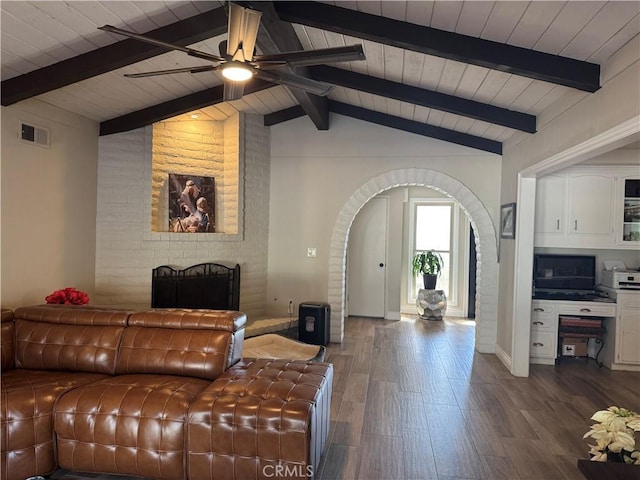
[566,172,615,241]
[530,299,616,366]
[530,300,558,365]
[534,167,617,248]
[535,166,640,249]
[609,291,640,367]
[534,174,565,236]
[615,176,640,248]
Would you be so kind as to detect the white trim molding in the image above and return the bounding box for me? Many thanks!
[511,115,640,377]
[494,344,513,372]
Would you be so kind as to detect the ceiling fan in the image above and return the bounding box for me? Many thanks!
[99,2,366,101]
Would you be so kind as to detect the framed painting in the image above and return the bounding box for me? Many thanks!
[168,174,215,233]
[500,202,516,239]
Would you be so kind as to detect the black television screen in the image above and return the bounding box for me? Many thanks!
[533,254,596,292]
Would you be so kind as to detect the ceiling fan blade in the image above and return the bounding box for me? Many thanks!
[124,65,217,78]
[226,3,261,62]
[253,45,366,68]
[223,79,246,101]
[99,25,224,63]
[254,69,333,96]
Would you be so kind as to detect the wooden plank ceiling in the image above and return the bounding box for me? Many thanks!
[2,1,639,154]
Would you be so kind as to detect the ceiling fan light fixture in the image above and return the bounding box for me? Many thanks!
[221,62,254,82]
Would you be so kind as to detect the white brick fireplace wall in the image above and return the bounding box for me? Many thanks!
[94,113,270,317]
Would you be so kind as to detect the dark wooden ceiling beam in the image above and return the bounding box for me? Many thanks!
[1,6,228,106]
[274,1,600,92]
[243,2,329,130]
[310,66,536,133]
[100,78,274,136]
[264,105,306,126]
[329,101,502,155]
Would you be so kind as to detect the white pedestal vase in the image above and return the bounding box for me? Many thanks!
[417,289,447,320]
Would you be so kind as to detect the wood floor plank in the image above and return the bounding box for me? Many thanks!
[503,437,569,479]
[460,408,510,458]
[448,379,488,411]
[478,455,522,480]
[369,347,404,383]
[343,372,369,403]
[332,401,365,447]
[399,362,459,405]
[484,404,541,440]
[351,348,374,374]
[356,434,404,480]
[399,391,430,430]
[519,408,583,457]
[318,444,359,480]
[402,428,438,480]
[425,404,483,479]
[325,353,354,394]
[362,380,403,436]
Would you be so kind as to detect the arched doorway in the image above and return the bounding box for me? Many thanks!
[327,168,499,353]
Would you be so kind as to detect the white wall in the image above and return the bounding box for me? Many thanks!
[94,113,270,317]
[498,35,640,362]
[267,114,501,318]
[1,100,99,308]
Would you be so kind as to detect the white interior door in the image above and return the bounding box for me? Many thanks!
[347,197,387,317]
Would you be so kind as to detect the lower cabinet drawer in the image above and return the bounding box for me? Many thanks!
[530,331,557,358]
[531,315,556,331]
[558,303,616,317]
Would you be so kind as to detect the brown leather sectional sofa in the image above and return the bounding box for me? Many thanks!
[0,305,332,480]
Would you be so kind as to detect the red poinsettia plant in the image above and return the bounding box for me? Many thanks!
[45,287,89,305]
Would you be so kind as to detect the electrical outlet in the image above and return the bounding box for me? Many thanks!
[288,300,294,315]
[307,247,317,258]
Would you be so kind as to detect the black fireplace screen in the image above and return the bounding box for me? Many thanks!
[151,263,240,311]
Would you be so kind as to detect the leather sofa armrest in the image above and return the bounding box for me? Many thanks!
[187,359,333,480]
[1,309,14,370]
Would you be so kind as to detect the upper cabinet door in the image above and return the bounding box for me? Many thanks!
[534,174,566,235]
[535,166,639,249]
[618,177,640,246]
[567,172,615,239]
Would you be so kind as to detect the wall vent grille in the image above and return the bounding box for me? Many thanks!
[19,121,50,148]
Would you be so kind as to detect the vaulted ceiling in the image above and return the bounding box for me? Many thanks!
[2,1,639,155]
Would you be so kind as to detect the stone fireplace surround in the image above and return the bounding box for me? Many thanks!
[95,113,269,318]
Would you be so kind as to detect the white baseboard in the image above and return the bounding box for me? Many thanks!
[386,311,401,320]
[494,344,512,371]
[530,357,555,366]
[609,363,640,372]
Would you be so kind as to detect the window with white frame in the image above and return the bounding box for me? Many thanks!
[409,200,459,304]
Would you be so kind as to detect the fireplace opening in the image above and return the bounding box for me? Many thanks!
[151,262,240,310]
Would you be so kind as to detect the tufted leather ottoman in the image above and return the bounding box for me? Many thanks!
[55,375,211,480]
[188,359,333,480]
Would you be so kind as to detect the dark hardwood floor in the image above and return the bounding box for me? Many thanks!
[317,315,640,480]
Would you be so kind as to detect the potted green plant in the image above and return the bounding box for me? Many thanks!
[412,250,444,290]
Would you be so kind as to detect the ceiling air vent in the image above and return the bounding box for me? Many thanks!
[19,121,50,148]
